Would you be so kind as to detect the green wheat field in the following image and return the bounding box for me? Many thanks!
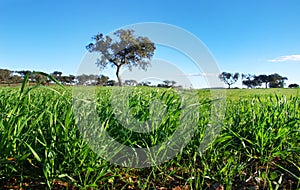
[0,85,299,189]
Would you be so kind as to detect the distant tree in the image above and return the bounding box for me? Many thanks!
[170,80,176,87]
[157,83,164,87]
[140,81,151,86]
[288,83,299,88]
[242,74,252,88]
[77,74,100,86]
[242,73,288,89]
[268,73,288,88]
[163,80,171,87]
[69,75,76,84]
[52,71,63,82]
[97,75,109,86]
[76,74,109,86]
[124,79,138,86]
[105,80,117,86]
[17,70,32,79]
[28,73,47,84]
[219,72,239,89]
[86,29,156,86]
[255,74,270,88]
[0,69,12,84]
[60,76,71,85]
[59,75,76,85]
[242,79,256,89]
[76,74,90,85]
[53,71,62,77]
[161,80,176,88]
[9,74,22,84]
[242,74,260,88]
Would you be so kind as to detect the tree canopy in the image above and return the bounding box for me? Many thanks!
[219,72,239,88]
[242,74,260,88]
[268,73,288,88]
[86,29,156,86]
[241,73,288,88]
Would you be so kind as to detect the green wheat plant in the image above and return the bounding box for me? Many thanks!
[0,77,299,189]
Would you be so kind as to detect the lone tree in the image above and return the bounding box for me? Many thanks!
[86,29,156,86]
[219,72,239,89]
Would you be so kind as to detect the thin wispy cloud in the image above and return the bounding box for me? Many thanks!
[268,54,300,62]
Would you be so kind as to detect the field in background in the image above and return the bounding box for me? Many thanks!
[0,86,299,189]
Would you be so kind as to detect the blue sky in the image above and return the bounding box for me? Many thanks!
[1,0,300,88]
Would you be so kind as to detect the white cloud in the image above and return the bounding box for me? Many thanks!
[268,54,300,62]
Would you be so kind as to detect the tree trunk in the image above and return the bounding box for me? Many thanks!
[116,66,122,86]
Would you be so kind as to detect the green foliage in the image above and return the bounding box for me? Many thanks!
[242,73,288,88]
[0,86,299,189]
[86,29,156,86]
[219,72,239,88]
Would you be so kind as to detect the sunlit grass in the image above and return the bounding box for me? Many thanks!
[0,85,299,189]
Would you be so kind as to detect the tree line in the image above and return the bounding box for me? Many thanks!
[219,72,299,89]
[0,68,180,87]
[0,69,118,86]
